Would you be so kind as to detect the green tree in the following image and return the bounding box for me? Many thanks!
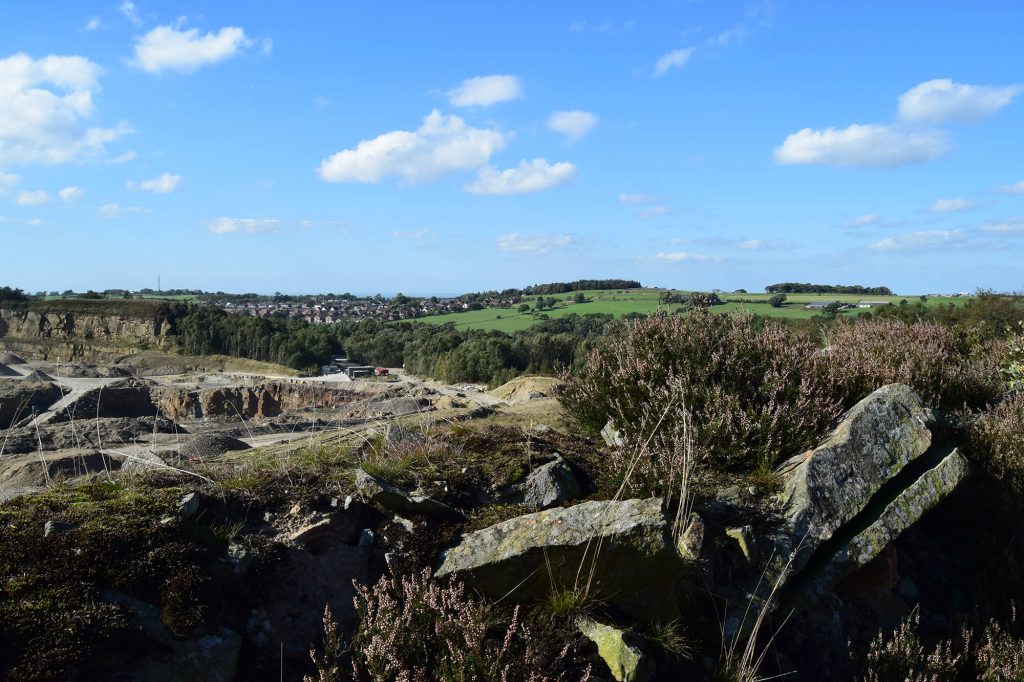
[769,293,787,308]
[517,303,530,313]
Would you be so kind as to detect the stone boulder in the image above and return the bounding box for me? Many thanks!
[355,468,461,518]
[775,383,933,576]
[500,455,581,509]
[577,617,654,682]
[435,497,682,621]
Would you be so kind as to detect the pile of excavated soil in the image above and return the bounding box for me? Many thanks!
[488,376,564,405]
[21,370,54,382]
[178,433,251,460]
[0,363,20,377]
[0,352,26,365]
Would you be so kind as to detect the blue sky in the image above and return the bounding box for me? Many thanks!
[1,1,1023,296]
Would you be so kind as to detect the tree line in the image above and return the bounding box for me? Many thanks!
[765,283,894,295]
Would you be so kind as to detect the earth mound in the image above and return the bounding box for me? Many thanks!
[0,363,20,377]
[22,370,55,382]
[0,352,26,364]
[488,376,564,405]
[178,433,252,460]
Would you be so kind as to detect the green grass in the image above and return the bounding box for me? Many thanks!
[407,288,971,331]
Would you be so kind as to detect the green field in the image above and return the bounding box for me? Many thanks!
[411,289,971,332]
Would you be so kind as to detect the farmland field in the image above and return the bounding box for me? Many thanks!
[411,288,972,332]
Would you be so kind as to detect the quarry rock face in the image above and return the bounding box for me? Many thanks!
[153,382,361,420]
[435,497,682,621]
[0,308,171,361]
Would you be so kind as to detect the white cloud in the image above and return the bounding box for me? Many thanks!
[869,230,965,251]
[997,181,1024,195]
[107,150,137,164]
[132,24,253,74]
[465,158,577,195]
[844,213,883,228]
[120,1,141,26]
[497,233,571,254]
[318,109,508,184]
[981,217,1024,234]
[928,197,975,213]
[392,228,433,240]
[653,251,720,262]
[547,110,598,143]
[84,17,101,31]
[447,75,522,107]
[98,203,147,218]
[774,124,950,167]
[618,193,657,204]
[0,173,18,195]
[131,172,181,193]
[569,20,635,34]
[637,205,671,219]
[208,217,280,234]
[0,53,131,166]
[25,218,44,226]
[738,239,764,250]
[652,48,694,77]
[17,190,49,206]
[898,79,1022,124]
[59,186,84,202]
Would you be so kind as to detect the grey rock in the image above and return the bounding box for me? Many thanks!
[176,492,201,518]
[358,528,375,546]
[503,455,581,509]
[44,520,76,537]
[797,448,969,605]
[775,384,933,576]
[436,498,681,621]
[355,468,461,519]
[226,540,254,575]
[601,420,625,448]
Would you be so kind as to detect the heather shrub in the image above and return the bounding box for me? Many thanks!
[825,318,1003,410]
[967,392,1024,496]
[1000,322,1024,390]
[859,606,1024,681]
[340,568,573,682]
[560,310,842,475]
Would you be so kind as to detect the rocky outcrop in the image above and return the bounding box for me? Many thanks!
[435,497,682,621]
[730,384,970,609]
[776,383,933,574]
[0,449,121,501]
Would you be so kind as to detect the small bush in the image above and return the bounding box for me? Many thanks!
[826,318,1003,409]
[343,568,572,682]
[560,310,842,476]
[967,392,1024,496]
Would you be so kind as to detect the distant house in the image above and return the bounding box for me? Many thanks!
[804,300,839,310]
[857,300,891,308]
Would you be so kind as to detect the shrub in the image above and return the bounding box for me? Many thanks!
[825,318,1003,409]
[342,568,570,682]
[560,310,842,476]
[967,392,1024,496]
